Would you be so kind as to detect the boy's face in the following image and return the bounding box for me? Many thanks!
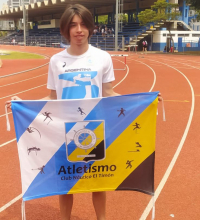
[69,15,89,47]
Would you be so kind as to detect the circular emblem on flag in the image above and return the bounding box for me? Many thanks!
[73,128,97,150]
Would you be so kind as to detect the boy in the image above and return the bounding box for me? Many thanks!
[6,4,118,220]
[6,4,162,220]
[51,4,119,220]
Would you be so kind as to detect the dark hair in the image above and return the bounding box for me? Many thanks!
[60,4,94,42]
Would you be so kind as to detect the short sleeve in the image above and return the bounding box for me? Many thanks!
[47,57,56,90]
[102,52,115,83]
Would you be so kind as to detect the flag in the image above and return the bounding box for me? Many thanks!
[11,92,159,202]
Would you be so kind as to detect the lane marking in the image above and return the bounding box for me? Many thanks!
[0,138,16,148]
[133,60,156,92]
[0,55,130,212]
[0,73,47,87]
[164,100,190,102]
[0,84,46,100]
[158,57,200,71]
[0,58,128,144]
[113,58,129,88]
[1,59,128,148]
[0,112,12,118]
[139,59,195,220]
[0,194,22,213]
[176,67,193,69]
[0,63,49,79]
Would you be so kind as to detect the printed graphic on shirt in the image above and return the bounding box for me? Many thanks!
[59,70,99,99]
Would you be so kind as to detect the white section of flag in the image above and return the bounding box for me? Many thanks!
[17,98,101,196]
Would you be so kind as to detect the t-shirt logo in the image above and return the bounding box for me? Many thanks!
[59,71,99,99]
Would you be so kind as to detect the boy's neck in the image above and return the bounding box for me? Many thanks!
[67,44,89,56]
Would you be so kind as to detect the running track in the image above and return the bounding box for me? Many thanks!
[0,45,200,220]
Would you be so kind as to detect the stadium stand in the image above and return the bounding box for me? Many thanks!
[0,21,148,51]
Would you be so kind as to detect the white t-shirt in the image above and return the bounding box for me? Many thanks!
[47,45,115,99]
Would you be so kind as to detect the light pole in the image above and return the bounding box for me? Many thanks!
[115,0,119,51]
[22,0,26,46]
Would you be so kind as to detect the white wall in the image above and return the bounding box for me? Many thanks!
[153,30,200,44]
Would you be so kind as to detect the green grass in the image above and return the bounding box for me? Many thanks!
[0,50,45,59]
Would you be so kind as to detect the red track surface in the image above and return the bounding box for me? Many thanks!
[0,45,200,220]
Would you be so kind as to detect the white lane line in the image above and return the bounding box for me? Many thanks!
[0,84,46,100]
[0,194,22,212]
[113,58,129,88]
[139,59,195,220]
[0,112,12,118]
[158,57,200,71]
[133,60,156,92]
[187,60,200,64]
[0,138,16,148]
[0,63,49,79]
[0,60,128,148]
[0,73,47,88]
[0,57,130,213]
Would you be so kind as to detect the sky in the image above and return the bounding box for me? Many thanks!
[0,0,7,9]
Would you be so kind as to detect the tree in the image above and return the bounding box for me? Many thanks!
[138,0,180,25]
[186,0,200,10]
[0,31,7,37]
[138,9,156,25]
[187,0,200,21]
[138,0,181,49]
[196,10,200,21]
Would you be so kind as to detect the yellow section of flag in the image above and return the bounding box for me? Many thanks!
[68,98,158,193]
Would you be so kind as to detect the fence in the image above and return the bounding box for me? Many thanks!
[0,34,126,51]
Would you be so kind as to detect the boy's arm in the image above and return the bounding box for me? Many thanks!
[5,90,57,109]
[40,90,57,100]
[102,82,120,97]
[102,82,162,101]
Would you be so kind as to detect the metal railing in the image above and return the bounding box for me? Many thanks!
[0,34,126,51]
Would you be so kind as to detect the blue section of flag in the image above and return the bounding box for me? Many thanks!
[12,101,47,142]
[23,143,94,201]
[85,121,102,131]
[85,92,159,148]
[65,122,76,132]
[23,121,104,200]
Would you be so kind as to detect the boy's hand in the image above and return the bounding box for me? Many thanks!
[158,93,162,102]
[5,96,22,109]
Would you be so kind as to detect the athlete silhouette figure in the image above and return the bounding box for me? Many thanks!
[128,149,140,153]
[117,108,126,117]
[126,160,134,169]
[32,165,45,174]
[133,122,141,133]
[26,127,41,138]
[133,122,140,130]
[77,107,86,115]
[42,112,53,124]
[27,146,41,155]
[136,142,142,148]
[128,142,142,153]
